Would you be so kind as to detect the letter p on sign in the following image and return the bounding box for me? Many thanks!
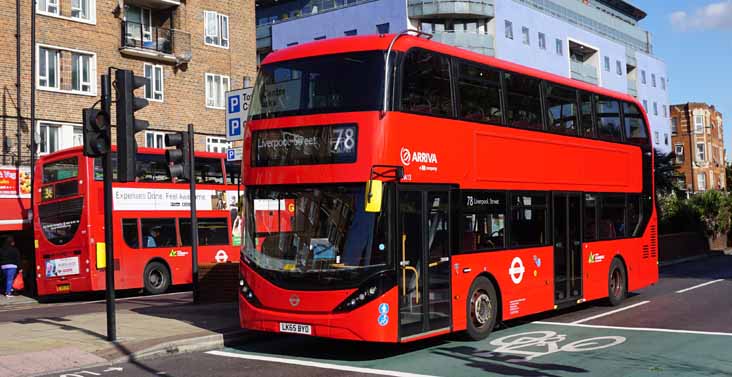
[228,95,240,113]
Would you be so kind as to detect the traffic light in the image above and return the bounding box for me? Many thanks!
[115,69,149,182]
[82,108,110,157]
[165,132,190,181]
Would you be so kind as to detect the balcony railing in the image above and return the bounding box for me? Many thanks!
[570,60,598,85]
[408,0,495,19]
[627,78,638,97]
[256,24,272,50]
[122,21,175,54]
[431,30,494,56]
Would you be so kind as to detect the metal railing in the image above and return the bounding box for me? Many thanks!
[627,79,638,97]
[570,60,598,85]
[430,29,495,56]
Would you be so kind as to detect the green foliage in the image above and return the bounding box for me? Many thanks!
[727,163,732,193]
[660,190,732,237]
[654,151,682,196]
[688,190,732,237]
[658,194,703,234]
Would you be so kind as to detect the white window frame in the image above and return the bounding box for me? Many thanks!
[144,131,167,149]
[505,20,513,40]
[696,142,706,161]
[651,74,656,87]
[521,26,530,45]
[603,56,610,72]
[697,173,706,191]
[616,60,622,76]
[37,44,97,96]
[143,63,164,102]
[555,38,563,55]
[37,0,96,24]
[206,137,231,153]
[671,118,678,134]
[675,144,684,163]
[38,47,60,90]
[694,115,705,134]
[204,11,229,48]
[641,70,646,84]
[205,73,230,109]
[71,53,93,94]
[538,32,546,50]
[37,121,82,155]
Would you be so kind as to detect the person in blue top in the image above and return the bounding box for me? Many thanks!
[144,227,162,248]
[0,236,21,298]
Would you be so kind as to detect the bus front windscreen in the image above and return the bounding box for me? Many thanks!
[249,51,385,119]
[243,186,389,290]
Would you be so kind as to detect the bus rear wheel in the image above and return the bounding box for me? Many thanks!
[144,261,170,295]
[607,258,627,306]
[466,276,498,341]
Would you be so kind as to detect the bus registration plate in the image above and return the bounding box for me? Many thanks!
[56,284,70,293]
[279,322,311,335]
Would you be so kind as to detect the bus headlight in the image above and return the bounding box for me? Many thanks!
[333,271,394,313]
[239,277,260,306]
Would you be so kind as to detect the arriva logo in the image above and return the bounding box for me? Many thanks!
[400,147,438,166]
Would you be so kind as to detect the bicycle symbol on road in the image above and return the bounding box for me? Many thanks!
[484,331,626,361]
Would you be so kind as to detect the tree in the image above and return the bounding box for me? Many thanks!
[726,162,732,192]
[654,150,681,196]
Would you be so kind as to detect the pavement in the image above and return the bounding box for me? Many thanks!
[0,292,248,377]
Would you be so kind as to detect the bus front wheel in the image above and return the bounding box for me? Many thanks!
[466,276,498,341]
[607,258,627,306]
[144,261,171,295]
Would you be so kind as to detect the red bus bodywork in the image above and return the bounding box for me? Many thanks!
[34,146,241,296]
[239,35,658,342]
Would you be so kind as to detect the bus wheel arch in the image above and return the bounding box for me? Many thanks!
[607,256,627,306]
[464,273,501,341]
[143,259,171,295]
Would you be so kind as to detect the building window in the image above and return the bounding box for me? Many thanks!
[663,105,667,117]
[205,73,230,109]
[314,35,326,41]
[376,23,389,34]
[38,123,60,155]
[603,56,610,72]
[664,133,669,146]
[505,20,513,39]
[145,131,167,148]
[555,38,563,55]
[73,126,83,147]
[651,74,656,87]
[204,11,229,48]
[71,53,92,93]
[344,29,357,36]
[143,63,164,102]
[37,0,59,15]
[642,100,648,111]
[38,47,60,89]
[696,142,706,161]
[206,137,231,153]
[661,77,666,90]
[286,42,298,46]
[538,32,546,49]
[71,0,91,21]
[521,27,530,45]
[616,60,622,76]
[671,118,678,134]
[694,115,705,133]
[675,144,684,163]
[698,173,706,191]
[653,131,659,145]
[641,70,646,84]
[652,102,658,116]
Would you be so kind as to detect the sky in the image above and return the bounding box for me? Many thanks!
[632,0,732,159]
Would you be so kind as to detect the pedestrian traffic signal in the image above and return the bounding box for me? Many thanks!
[82,108,110,157]
[165,132,190,181]
[115,69,149,182]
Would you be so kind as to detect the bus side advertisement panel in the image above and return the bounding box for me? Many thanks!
[451,247,554,331]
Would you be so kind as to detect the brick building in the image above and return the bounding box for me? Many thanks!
[670,103,725,193]
[0,0,256,233]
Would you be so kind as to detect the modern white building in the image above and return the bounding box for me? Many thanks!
[255,0,671,153]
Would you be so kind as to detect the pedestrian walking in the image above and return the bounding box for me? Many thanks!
[0,236,21,298]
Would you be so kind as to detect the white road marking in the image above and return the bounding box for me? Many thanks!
[570,300,650,324]
[675,279,725,294]
[206,350,439,377]
[534,321,732,337]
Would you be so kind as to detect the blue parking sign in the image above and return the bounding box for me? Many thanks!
[228,118,241,138]
[228,95,241,113]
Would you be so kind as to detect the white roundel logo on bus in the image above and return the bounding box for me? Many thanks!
[509,257,525,284]
[215,250,229,263]
[289,294,300,307]
[400,147,411,166]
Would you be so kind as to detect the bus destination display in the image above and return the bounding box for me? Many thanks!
[253,123,358,167]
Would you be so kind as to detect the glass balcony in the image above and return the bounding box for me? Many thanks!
[627,78,638,97]
[121,21,191,63]
[256,24,272,50]
[408,0,495,19]
[570,60,598,85]
[431,30,494,56]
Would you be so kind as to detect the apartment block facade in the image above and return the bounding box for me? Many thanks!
[0,0,256,232]
[670,103,726,193]
[255,0,671,153]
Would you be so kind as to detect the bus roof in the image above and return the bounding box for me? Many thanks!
[36,146,227,164]
[262,34,640,107]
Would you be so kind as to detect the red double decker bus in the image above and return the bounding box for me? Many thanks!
[34,146,242,296]
[238,33,657,342]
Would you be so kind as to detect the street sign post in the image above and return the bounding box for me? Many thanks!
[226,88,253,141]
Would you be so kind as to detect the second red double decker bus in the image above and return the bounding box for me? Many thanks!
[238,32,658,342]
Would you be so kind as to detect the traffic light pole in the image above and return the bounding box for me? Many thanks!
[102,73,117,342]
[188,124,199,304]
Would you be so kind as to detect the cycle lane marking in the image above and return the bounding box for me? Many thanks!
[570,300,650,324]
[675,279,725,294]
[534,321,732,337]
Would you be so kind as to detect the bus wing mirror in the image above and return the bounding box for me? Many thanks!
[365,180,383,213]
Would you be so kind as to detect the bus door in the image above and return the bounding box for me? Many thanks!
[397,186,452,340]
[553,192,582,303]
